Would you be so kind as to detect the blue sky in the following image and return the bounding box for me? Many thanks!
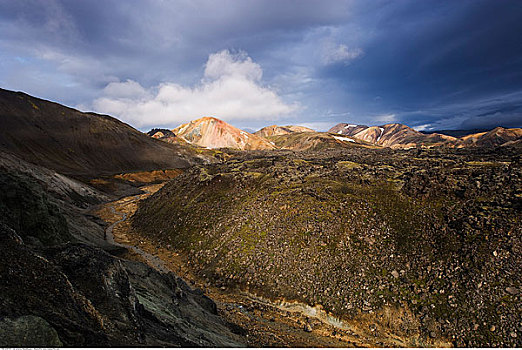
[1,0,521,131]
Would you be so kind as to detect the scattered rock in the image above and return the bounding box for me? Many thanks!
[506,287,519,295]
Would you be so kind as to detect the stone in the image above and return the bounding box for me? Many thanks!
[391,270,399,278]
[506,287,519,295]
[0,315,63,347]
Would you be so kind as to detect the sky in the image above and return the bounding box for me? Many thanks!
[1,0,521,132]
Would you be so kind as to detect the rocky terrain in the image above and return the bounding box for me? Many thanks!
[0,88,213,177]
[0,150,244,347]
[0,90,244,347]
[133,146,522,347]
[254,125,315,138]
[173,116,276,150]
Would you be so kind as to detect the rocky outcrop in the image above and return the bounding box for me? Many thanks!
[0,226,243,346]
[0,171,72,246]
[0,152,244,347]
[0,315,63,347]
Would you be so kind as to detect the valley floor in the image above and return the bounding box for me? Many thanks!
[93,183,449,348]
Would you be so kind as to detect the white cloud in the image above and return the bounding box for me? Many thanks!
[204,51,262,81]
[373,113,396,123]
[299,121,337,132]
[102,79,150,99]
[321,42,363,65]
[413,124,432,131]
[90,50,297,128]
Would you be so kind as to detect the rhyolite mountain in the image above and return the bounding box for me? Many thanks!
[329,123,457,148]
[0,88,210,177]
[173,117,276,150]
[148,118,522,152]
[420,129,489,138]
[330,122,522,148]
[454,127,522,148]
[254,124,315,138]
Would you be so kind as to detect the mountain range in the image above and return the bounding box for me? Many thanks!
[329,122,522,149]
[147,117,522,151]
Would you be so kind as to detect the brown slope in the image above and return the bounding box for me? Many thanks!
[328,123,369,136]
[173,117,276,150]
[456,127,522,148]
[0,88,203,177]
[329,122,456,148]
[254,125,315,138]
[268,132,375,151]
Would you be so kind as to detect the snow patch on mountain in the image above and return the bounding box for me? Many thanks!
[333,135,355,143]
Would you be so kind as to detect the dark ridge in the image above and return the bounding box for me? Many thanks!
[420,129,489,137]
[146,128,176,138]
[0,88,200,177]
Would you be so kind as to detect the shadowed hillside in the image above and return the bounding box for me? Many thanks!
[0,89,209,177]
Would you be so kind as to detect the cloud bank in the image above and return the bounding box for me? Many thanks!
[91,50,297,128]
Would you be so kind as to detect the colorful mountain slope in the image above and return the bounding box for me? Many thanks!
[254,125,315,138]
[173,117,276,150]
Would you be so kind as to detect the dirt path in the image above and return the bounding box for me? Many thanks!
[104,196,170,273]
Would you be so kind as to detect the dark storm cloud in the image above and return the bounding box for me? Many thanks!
[0,0,520,130]
[317,0,522,129]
